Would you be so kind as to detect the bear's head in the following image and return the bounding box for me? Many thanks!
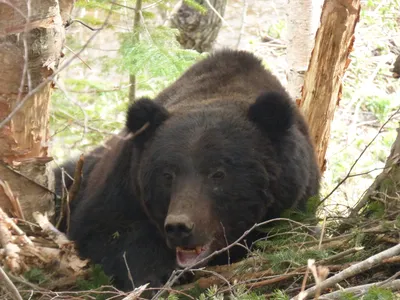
[126,92,295,269]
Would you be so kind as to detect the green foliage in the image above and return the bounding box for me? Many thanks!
[78,15,108,26]
[197,285,224,300]
[252,219,335,273]
[339,286,396,300]
[183,0,207,14]
[306,194,321,215]
[270,289,290,300]
[363,96,396,123]
[262,248,331,272]
[75,265,112,299]
[166,293,179,300]
[365,200,386,218]
[279,196,320,224]
[74,0,115,11]
[266,19,286,39]
[118,26,204,91]
[24,268,49,284]
[76,264,111,289]
[51,0,204,161]
[338,291,358,300]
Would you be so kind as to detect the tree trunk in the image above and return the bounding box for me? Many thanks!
[298,0,361,172]
[286,0,323,101]
[170,0,227,53]
[0,0,74,222]
[128,0,142,103]
[354,125,400,219]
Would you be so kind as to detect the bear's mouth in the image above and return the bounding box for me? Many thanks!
[175,244,212,268]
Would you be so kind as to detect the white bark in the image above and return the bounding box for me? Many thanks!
[286,0,323,100]
[0,0,74,221]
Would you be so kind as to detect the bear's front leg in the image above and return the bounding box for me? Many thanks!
[97,221,178,292]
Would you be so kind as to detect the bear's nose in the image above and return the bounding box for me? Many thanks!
[164,214,194,241]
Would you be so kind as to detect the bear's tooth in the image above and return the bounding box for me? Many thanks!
[195,246,202,255]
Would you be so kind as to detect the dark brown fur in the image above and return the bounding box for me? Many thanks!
[56,49,320,291]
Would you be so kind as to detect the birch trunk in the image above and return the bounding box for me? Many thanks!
[298,0,361,172]
[0,0,74,221]
[286,0,323,100]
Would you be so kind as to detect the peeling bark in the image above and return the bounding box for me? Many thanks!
[298,0,361,172]
[0,0,74,221]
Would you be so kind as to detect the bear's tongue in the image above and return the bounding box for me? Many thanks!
[176,246,204,267]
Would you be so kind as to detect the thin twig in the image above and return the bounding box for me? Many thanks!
[317,247,364,265]
[0,265,23,300]
[60,167,71,235]
[318,216,326,250]
[319,107,400,206]
[64,45,92,69]
[291,243,400,299]
[123,251,135,290]
[220,222,231,265]
[66,19,102,31]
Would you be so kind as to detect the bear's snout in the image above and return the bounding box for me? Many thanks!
[164,214,194,242]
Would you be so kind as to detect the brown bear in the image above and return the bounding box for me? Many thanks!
[55,49,320,290]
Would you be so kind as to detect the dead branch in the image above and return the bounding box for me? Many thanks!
[292,243,400,299]
[0,217,21,274]
[122,283,149,300]
[0,180,24,220]
[56,154,85,230]
[0,208,33,246]
[32,212,70,247]
[316,247,364,265]
[0,265,23,300]
[318,279,400,299]
[68,153,84,203]
[382,256,400,264]
[302,260,329,300]
[1,209,89,285]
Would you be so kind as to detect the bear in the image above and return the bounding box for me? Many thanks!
[55,49,320,291]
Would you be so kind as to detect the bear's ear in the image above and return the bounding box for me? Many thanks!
[126,97,169,145]
[248,91,295,138]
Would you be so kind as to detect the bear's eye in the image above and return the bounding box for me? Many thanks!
[163,172,174,182]
[210,170,225,180]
